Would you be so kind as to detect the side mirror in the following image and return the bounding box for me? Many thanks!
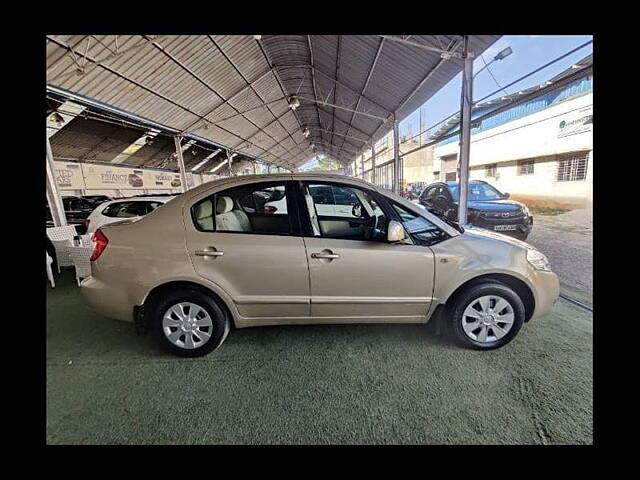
[387,220,406,243]
[502,192,510,199]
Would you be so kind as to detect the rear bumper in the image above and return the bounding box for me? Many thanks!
[80,276,135,322]
[529,270,560,321]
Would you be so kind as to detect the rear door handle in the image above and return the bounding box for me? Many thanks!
[195,249,224,257]
[311,251,340,259]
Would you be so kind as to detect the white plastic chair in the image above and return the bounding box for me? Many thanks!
[68,245,93,286]
[46,225,78,273]
[46,252,55,288]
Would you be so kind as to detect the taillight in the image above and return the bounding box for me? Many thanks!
[264,205,278,214]
[90,229,108,261]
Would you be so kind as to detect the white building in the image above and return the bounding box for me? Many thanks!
[432,55,593,209]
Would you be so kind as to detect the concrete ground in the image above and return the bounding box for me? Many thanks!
[47,271,592,445]
[526,208,593,298]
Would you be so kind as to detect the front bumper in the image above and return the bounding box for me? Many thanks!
[529,270,560,321]
[471,215,533,238]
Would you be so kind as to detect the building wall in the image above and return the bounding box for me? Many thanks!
[433,90,593,208]
[469,153,592,208]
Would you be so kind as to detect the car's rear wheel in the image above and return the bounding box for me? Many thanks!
[447,282,525,350]
[150,289,230,357]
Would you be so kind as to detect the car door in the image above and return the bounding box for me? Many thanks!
[184,180,311,323]
[298,180,435,323]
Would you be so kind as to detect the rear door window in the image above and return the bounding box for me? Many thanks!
[192,182,293,235]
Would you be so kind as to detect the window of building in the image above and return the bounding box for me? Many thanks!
[518,159,535,175]
[485,163,498,177]
[557,152,589,182]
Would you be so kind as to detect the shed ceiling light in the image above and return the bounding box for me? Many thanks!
[51,111,65,126]
[302,127,310,138]
[144,136,155,146]
[288,96,300,111]
[253,35,262,40]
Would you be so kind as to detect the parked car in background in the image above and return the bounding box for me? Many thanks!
[81,195,112,207]
[81,174,558,358]
[419,180,533,240]
[46,196,95,234]
[85,196,173,234]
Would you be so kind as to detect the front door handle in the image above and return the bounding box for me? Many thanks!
[194,248,224,257]
[311,251,340,260]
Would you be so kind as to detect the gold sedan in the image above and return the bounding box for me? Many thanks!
[81,173,559,357]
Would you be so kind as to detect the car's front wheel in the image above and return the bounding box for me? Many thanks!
[150,288,230,357]
[447,282,525,350]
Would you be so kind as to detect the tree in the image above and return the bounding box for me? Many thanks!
[307,155,339,172]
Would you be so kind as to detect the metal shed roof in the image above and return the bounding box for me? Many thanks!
[46,35,500,168]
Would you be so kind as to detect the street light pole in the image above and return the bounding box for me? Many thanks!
[473,46,513,79]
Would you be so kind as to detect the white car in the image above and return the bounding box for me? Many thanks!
[85,196,174,234]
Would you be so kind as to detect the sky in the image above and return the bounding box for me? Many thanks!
[401,35,593,140]
[300,34,593,170]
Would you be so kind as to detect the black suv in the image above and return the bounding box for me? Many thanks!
[418,180,533,240]
[46,196,95,234]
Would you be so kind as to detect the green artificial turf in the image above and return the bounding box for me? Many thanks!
[47,271,593,445]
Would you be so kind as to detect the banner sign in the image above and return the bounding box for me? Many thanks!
[558,106,592,138]
[53,161,180,191]
[54,163,85,190]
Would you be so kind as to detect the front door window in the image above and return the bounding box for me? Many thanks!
[303,182,388,242]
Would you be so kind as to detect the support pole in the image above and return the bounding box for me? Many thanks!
[371,144,376,185]
[227,150,234,176]
[174,136,188,193]
[46,135,66,226]
[393,116,400,193]
[457,36,474,226]
[361,155,364,179]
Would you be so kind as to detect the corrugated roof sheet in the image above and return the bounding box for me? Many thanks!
[46,35,500,168]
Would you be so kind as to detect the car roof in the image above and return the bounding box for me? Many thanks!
[180,173,376,201]
[105,196,172,204]
[444,180,487,186]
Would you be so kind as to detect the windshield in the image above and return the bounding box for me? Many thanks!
[449,183,503,202]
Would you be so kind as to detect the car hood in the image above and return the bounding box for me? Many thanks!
[462,225,534,250]
[455,199,525,212]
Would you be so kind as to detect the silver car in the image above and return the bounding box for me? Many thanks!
[81,174,559,357]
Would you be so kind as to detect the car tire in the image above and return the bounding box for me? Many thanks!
[447,282,525,350]
[150,288,230,358]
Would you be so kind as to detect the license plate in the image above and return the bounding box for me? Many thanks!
[494,225,517,231]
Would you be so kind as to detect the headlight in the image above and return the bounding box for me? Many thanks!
[526,248,551,271]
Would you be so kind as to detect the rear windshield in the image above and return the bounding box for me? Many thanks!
[101,201,163,218]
